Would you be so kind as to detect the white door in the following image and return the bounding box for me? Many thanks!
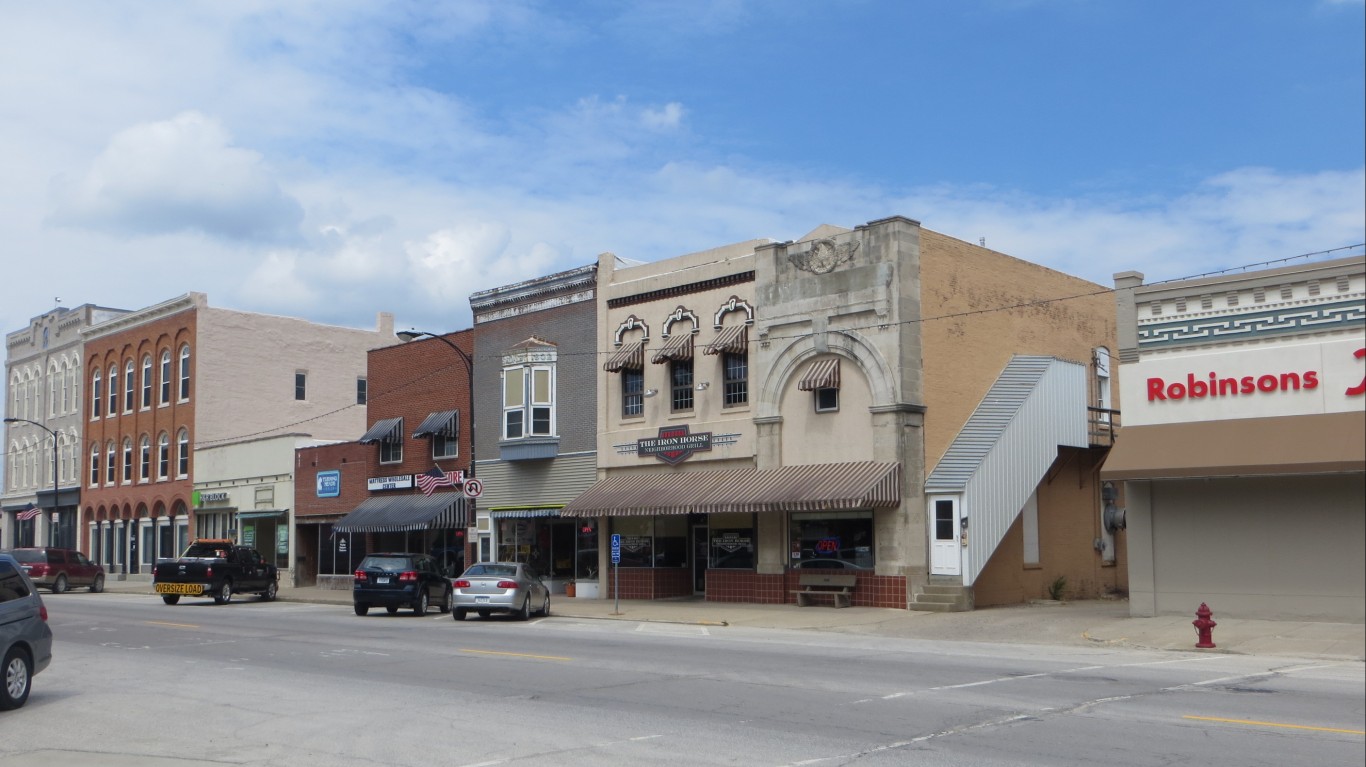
[929,496,961,576]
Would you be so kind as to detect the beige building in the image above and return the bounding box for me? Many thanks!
[566,216,1122,609]
[1102,256,1365,621]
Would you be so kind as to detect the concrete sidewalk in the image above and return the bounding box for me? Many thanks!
[98,579,1364,662]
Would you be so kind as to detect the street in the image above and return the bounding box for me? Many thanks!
[2,592,1362,767]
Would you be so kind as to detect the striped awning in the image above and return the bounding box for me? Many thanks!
[650,333,694,364]
[603,340,646,372]
[332,493,467,533]
[413,410,458,438]
[358,417,403,444]
[561,461,900,517]
[488,507,565,519]
[798,358,841,391]
[703,324,748,355]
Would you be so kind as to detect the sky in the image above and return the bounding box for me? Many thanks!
[2,0,1363,347]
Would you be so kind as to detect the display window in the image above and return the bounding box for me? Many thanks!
[789,511,874,570]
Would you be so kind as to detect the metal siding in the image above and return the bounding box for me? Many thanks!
[476,452,597,508]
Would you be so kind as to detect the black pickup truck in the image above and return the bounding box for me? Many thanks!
[152,539,279,605]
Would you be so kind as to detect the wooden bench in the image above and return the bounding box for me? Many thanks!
[792,573,857,608]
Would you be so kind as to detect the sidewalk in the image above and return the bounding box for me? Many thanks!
[100,579,1365,662]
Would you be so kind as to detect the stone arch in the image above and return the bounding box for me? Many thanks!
[756,328,897,420]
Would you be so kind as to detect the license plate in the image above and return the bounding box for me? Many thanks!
[377,577,390,584]
[155,583,204,595]
[475,596,490,603]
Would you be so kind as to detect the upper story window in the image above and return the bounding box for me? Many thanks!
[91,369,102,418]
[121,439,133,484]
[141,356,152,409]
[160,350,171,405]
[722,352,748,407]
[177,429,189,478]
[295,371,307,401]
[89,444,100,487]
[139,435,151,482]
[670,360,694,413]
[798,358,841,413]
[621,369,644,418]
[107,364,118,416]
[415,411,459,459]
[105,441,116,485]
[359,417,403,465]
[124,361,135,413]
[178,345,191,401]
[157,432,170,480]
[502,364,555,439]
[356,377,367,405]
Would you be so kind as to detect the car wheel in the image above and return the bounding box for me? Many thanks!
[354,603,370,616]
[213,581,233,605]
[414,590,429,616]
[162,594,181,605]
[90,574,105,593]
[439,588,452,614]
[52,575,68,595]
[477,610,491,619]
[453,608,467,621]
[261,580,278,601]
[540,593,551,617]
[518,597,531,621]
[1,646,33,711]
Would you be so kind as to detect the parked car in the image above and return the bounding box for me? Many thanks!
[451,562,550,621]
[352,553,452,617]
[0,552,53,710]
[5,548,105,594]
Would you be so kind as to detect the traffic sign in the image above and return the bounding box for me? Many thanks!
[610,533,621,564]
[462,478,483,498]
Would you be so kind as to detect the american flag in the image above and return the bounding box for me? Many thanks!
[17,503,42,521]
[416,467,460,496]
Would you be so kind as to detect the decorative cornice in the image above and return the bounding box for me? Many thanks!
[470,264,598,314]
[607,271,755,310]
[81,293,201,342]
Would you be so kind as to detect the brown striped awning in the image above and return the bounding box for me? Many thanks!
[603,340,646,372]
[797,358,841,391]
[650,333,694,364]
[703,324,748,355]
[561,461,900,516]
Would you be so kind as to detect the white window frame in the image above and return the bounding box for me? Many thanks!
[157,432,169,480]
[91,369,102,419]
[107,364,117,417]
[124,360,135,413]
[160,350,171,405]
[105,441,116,486]
[176,429,189,478]
[178,345,191,401]
[501,363,556,440]
[141,355,152,409]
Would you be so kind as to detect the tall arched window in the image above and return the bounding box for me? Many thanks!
[141,355,153,409]
[177,429,190,478]
[105,441,116,485]
[91,369,102,418]
[139,435,151,482]
[178,345,191,401]
[124,361,135,412]
[49,365,57,417]
[107,364,117,416]
[89,444,100,487]
[160,350,172,404]
[122,438,133,484]
[157,432,170,480]
[61,361,70,414]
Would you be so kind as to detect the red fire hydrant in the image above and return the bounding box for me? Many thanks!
[1193,603,1217,648]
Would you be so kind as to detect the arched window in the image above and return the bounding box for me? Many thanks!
[122,438,133,484]
[107,364,118,417]
[124,361,135,412]
[91,369,102,418]
[141,355,152,409]
[89,444,100,487]
[160,350,172,404]
[61,361,70,414]
[176,429,189,478]
[157,432,170,480]
[49,365,57,417]
[139,435,151,482]
[178,345,191,401]
[105,441,116,485]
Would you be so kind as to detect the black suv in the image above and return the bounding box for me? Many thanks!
[352,553,452,617]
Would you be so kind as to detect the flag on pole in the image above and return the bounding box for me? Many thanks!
[416,467,459,496]
[17,503,42,521]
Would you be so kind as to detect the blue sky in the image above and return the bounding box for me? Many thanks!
[1,0,1362,343]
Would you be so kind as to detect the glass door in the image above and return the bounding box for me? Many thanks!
[691,524,708,594]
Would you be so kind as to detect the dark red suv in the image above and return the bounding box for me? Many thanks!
[6,548,105,594]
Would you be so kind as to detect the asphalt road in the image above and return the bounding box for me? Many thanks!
[3,592,1362,767]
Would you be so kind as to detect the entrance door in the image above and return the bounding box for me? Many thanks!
[929,496,961,576]
[691,525,708,594]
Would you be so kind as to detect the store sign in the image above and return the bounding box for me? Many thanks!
[316,470,340,498]
[637,425,713,465]
[367,475,414,492]
[195,491,229,506]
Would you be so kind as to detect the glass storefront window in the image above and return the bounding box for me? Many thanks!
[709,512,755,569]
[789,511,875,570]
[654,515,687,568]
[575,518,597,580]
[612,516,652,567]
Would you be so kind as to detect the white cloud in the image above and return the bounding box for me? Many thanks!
[642,102,686,130]
[48,111,303,242]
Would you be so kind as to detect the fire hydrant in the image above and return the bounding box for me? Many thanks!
[1193,603,1217,648]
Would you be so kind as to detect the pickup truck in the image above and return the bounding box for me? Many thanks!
[152,539,279,605]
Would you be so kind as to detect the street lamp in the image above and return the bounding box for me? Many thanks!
[394,330,475,479]
[4,417,60,547]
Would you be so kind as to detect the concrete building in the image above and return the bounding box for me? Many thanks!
[297,329,474,588]
[79,292,394,579]
[4,303,131,549]
[468,264,600,596]
[564,216,1121,609]
[1102,255,1365,621]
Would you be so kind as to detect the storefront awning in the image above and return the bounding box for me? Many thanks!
[332,493,468,533]
[798,358,841,391]
[650,333,694,364]
[703,324,748,355]
[237,509,288,520]
[358,417,403,444]
[488,506,565,519]
[1100,411,1366,480]
[413,410,459,438]
[562,461,900,517]
[603,341,646,372]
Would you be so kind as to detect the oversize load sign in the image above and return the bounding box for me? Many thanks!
[637,425,713,465]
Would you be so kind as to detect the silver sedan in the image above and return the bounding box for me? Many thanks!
[451,562,550,621]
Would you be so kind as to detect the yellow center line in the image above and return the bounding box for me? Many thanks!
[146,621,200,629]
[1184,715,1365,735]
[460,649,572,662]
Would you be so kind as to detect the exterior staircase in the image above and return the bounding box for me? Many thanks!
[910,582,973,612]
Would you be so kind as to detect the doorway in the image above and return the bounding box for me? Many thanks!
[691,524,708,594]
[929,496,961,576]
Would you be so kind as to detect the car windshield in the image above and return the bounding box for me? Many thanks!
[361,557,412,573]
[465,564,516,577]
[7,550,44,563]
